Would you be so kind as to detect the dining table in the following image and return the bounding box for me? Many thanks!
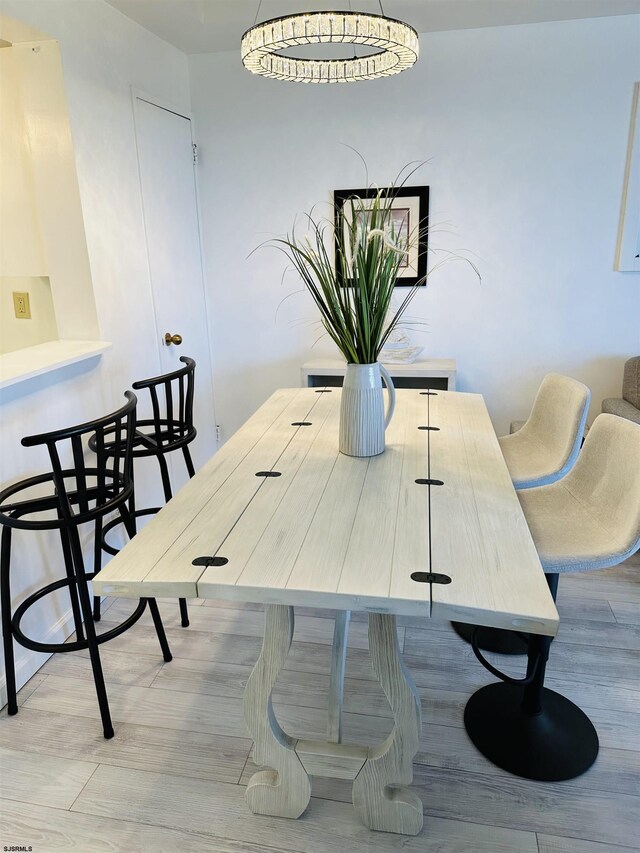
[93,386,559,837]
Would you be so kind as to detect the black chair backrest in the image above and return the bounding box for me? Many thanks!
[21,392,138,526]
[132,356,196,450]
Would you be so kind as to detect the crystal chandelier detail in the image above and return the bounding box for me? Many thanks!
[241,11,419,84]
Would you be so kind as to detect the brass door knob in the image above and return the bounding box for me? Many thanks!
[164,332,183,346]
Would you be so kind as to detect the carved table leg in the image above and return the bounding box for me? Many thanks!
[244,604,311,819]
[352,613,423,835]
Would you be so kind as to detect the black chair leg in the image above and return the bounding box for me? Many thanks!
[147,598,173,662]
[81,613,114,738]
[127,456,137,519]
[463,574,599,781]
[157,453,174,505]
[182,445,196,479]
[119,504,137,539]
[179,597,189,628]
[83,621,114,738]
[69,530,114,739]
[57,513,87,642]
[92,516,103,622]
[179,449,194,628]
[1,527,18,716]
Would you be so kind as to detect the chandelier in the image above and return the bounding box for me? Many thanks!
[241,8,419,84]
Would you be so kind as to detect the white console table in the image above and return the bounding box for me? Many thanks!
[301,358,456,391]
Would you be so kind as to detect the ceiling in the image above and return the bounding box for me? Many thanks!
[106,0,640,55]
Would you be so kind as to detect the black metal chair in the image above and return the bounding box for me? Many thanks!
[89,357,197,628]
[0,392,172,739]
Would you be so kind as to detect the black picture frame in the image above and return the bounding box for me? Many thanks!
[333,185,429,287]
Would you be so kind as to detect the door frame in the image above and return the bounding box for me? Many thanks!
[130,86,218,441]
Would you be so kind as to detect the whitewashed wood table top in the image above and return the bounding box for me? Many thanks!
[94,388,559,636]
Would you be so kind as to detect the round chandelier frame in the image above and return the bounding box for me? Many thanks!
[241,11,419,84]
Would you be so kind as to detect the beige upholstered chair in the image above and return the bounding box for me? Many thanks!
[519,413,640,572]
[499,373,591,490]
[464,413,640,782]
[602,355,640,425]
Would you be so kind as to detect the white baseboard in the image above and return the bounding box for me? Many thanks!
[0,604,75,709]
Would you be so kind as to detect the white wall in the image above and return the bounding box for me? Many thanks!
[0,46,47,278]
[189,14,640,439]
[0,277,58,353]
[0,36,101,345]
[0,0,191,701]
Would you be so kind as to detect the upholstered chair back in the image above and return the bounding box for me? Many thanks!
[623,357,640,410]
[515,373,590,482]
[564,413,640,558]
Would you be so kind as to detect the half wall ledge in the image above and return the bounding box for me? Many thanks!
[0,340,111,390]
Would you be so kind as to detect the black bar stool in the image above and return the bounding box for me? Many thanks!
[89,356,197,628]
[0,392,172,739]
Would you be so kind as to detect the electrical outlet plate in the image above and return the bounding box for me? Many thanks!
[13,292,31,319]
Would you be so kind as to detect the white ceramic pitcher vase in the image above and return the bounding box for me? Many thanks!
[339,363,396,457]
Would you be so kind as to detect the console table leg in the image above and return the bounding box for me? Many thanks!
[244,604,311,819]
[352,613,423,835]
[327,609,350,743]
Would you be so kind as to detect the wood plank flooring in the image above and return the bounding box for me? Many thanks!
[1,553,638,852]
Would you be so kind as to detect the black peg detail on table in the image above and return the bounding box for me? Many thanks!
[315,389,332,393]
[291,422,312,426]
[192,556,229,567]
[420,391,438,396]
[418,426,440,431]
[411,571,452,585]
[256,471,282,478]
[415,478,444,486]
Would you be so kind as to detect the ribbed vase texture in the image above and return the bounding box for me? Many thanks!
[340,363,386,457]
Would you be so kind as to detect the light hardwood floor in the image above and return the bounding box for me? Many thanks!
[1,553,638,852]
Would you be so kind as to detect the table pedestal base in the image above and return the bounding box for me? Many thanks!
[243,604,311,818]
[243,605,423,835]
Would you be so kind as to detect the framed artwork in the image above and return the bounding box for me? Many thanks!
[334,185,429,286]
[615,82,640,272]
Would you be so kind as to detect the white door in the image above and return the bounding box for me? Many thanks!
[133,93,217,487]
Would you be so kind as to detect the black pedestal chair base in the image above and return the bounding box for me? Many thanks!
[463,573,600,782]
[464,682,599,781]
[452,621,528,655]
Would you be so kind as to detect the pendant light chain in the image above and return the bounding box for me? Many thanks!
[255,0,385,25]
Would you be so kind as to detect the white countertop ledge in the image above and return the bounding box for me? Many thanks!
[0,340,111,389]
